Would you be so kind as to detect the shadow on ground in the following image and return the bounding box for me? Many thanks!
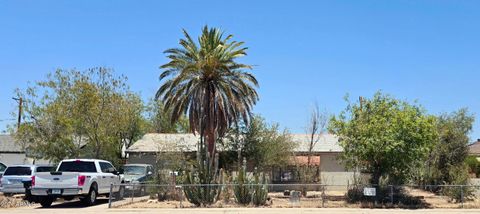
[36,198,109,209]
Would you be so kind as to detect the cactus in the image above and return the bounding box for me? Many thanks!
[234,158,252,205]
[252,167,268,206]
[183,139,222,207]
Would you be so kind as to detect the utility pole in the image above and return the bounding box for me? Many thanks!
[359,96,364,110]
[13,97,23,130]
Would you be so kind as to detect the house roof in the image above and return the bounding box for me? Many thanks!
[291,134,342,153]
[127,133,199,153]
[469,139,480,155]
[127,133,342,153]
[0,135,24,153]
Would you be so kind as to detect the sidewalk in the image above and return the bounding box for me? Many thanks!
[6,207,480,214]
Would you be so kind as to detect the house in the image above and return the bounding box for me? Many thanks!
[126,133,355,187]
[469,139,480,161]
[272,134,354,187]
[0,135,43,165]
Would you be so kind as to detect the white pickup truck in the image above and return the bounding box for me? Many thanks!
[31,159,124,207]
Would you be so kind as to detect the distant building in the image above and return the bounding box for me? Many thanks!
[0,134,50,166]
[469,139,480,161]
[126,133,355,187]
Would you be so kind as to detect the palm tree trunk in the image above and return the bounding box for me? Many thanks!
[206,130,215,157]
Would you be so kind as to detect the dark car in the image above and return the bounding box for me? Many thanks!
[122,164,154,195]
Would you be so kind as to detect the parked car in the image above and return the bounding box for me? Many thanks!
[0,165,55,195]
[30,159,124,207]
[122,164,154,195]
[0,162,6,178]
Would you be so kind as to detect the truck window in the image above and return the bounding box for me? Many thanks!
[99,162,116,173]
[36,166,55,173]
[58,161,97,173]
[4,166,32,176]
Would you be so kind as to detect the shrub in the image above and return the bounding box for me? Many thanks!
[234,158,252,205]
[441,165,474,202]
[466,156,480,177]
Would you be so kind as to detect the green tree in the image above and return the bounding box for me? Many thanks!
[145,99,189,133]
[13,68,145,165]
[156,26,259,156]
[329,92,438,185]
[225,115,296,171]
[423,109,474,185]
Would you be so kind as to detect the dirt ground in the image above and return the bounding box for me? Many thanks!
[404,187,480,209]
[118,188,480,209]
[0,193,36,209]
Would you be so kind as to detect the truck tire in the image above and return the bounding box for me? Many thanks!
[39,197,54,208]
[81,184,98,206]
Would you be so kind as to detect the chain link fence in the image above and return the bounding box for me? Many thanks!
[108,183,480,209]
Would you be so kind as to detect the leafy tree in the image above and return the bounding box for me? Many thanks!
[12,68,145,165]
[145,99,189,133]
[420,109,474,185]
[225,115,296,171]
[156,26,259,156]
[329,92,438,185]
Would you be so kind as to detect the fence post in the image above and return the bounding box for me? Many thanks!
[108,183,113,208]
[180,185,183,208]
[460,185,464,208]
[321,185,326,208]
[389,185,393,205]
[131,183,135,203]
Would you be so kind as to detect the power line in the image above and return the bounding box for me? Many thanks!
[0,119,16,122]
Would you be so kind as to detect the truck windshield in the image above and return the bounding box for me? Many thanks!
[4,166,32,176]
[58,161,97,173]
[123,166,146,175]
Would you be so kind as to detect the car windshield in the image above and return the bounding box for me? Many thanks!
[123,166,146,175]
[36,166,55,173]
[4,166,32,176]
[58,161,97,173]
[0,163,6,172]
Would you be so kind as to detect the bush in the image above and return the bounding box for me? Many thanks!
[148,170,173,201]
[441,165,474,202]
[345,185,424,208]
[466,156,480,177]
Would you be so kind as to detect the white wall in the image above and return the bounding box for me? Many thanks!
[320,153,355,188]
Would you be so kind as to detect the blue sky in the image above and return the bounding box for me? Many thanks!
[1,1,479,140]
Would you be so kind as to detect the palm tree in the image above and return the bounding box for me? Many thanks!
[156,26,259,156]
